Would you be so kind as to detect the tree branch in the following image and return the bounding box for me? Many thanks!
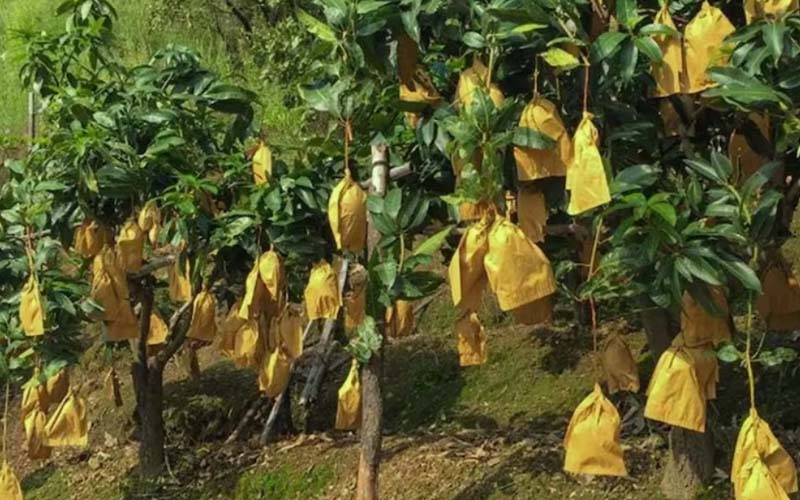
[359,162,412,189]
[154,300,193,369]
[129,255,176,280]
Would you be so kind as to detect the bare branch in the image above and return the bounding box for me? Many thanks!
[155,299,193,369]
[129,255,176,280]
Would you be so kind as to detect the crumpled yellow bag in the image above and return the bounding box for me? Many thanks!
[398,33,441,108]
[328,172,368,253]
[563,384,627,477]
[46,369,70,407]
[758,258,800,331]
[104,367,123,408]
[652,5,683,97]
[239,262,268,320]
[601,333,640,394]
[566,112,611,215]
[25,407,52,459]
[148,312,169,347]
[737,456,791,500]
[484,218,556,311]
[335,359,362,430]
[116,219,144,272]
[106,301,139,342]
[456,313,487,367]
[386,300,415,339]
[449,216,492,312]
[683,2,735,94]
[252,141,272,185]
[680,288,731,346]
[304,260,341,320]
[44,389,89,447]
[22,373,49,417]
[218,301,244,357]
[456,59,504,109]
[459,199,493,222]
[0,461,23,500]
[513,96,572,180]
[74,219,112,258]
[679,340,720,400]
[186,290,217,342]
[258,250,285,308]
[730,114,770,184]
[168,256,192,303]
[20,274,45,336]
[517,188,547,243]
[344,280,366,330]
[277,306,304,360]
[644,346,706,432]
[745,0,797,23]
[137,200,161,245]
[732,408,798,498]
[233,320,262,368]
[259,348,291,397]
[511,295,553,326]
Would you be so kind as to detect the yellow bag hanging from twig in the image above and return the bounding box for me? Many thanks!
[484,218,556,311]
[566,112,611,215]
[680,340,720,401]
[652,4,684,97]
[680,288,732,347]
[730,114,771,184]
[513,96,572,180]
[106,301,139,342]
[137,200,162,245]
[0,462,23,500]
[22,373,49,418]
[563,384,627,477]
[736,456,791,500]
[46,369,70,407]
[258,249,285,313]
[455,59,504,109]
[252,141,272,185]
[456,312,487,367]
[732,409,798,498]
[239,261,267,320]
[600,333,640,394]
[148,312,169,347]
[458,199,493,223]
[344,280,366,330]
[757,258,800,331]
[20,274,45,336]
[511,295,553,326]
[24,408,52,460]
[259,348,291,398]
[73,219,112,258]
[744,0,797,24]
[336,359,362,430]
[218,301,243,357]
[168,255,192,303]
[44,389,89,447]
[644,346,706,432]
[277,306,304,360]
[233,320,262,369]
[449,216,492,312]
[386,300,415,339]
[683,2,735,94]
[517,188,547,243]
[398,33,441,109]
[304,260,341,320]
[116,219,144,273]
[328,172,368,253]
[187,290,217,342]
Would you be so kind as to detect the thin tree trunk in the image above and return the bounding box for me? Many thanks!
[356,143,389,500]
[637,295,714,499]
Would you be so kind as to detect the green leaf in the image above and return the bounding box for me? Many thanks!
[685,158,723,183]
[512,127,556,149]
[717,343,741,363]
[762,21,785,65]
[462,31,486,49]
[542,47,581,71]
[634,36,662,63]
[648,201,676,226]
[413,225,453,256]
[384,188,402,220]
[297,9,338,43]
[616,0,640,30]
[716,254,761,293]
[356,0,390,14]
[591,32,628,62]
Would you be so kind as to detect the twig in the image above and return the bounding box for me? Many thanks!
[129,255,176,280]
[359,163,412,189]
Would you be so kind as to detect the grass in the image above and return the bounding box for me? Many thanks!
[234,464,335,500]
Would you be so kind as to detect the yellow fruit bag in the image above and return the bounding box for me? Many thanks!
[744,0,797,24]
[187,290,217,342]
[484,218,556,311]
[563,384,627,476]
[566,112,611,215]
[386,300,415,339]
[218,301,244,357]
[456,313,487,367]
[233,320,262,369]
[335,359,362,430]
[116,219,144,272]
[74,219,112,258]
[449,216,492,312]
[22,374,49,417]
[456,59,504,109]
[148,312,169,346]
[601,333,640,394]
[304,260,341,320]
[732,409,797,498]
[511,295,553,326]
[517,188,547,243]
[0,461,23,500]
[736,456,790,500]
[259,348,291,398]
[513,96,572,180]
[683,2,735,94]
[644,346,706,432]
[757,258,800,331]
[20,274,45,336]
[239,262,268,320]
[106,302,139,342]
[168,256,192,303]
[651,5,684,97]
[258,250,285,309]
[730,114,771,184]
[44,389,89,447]
[252,141,272,185]
[680,288,731,346]
[24,408,52,459]
[137,200,161,245]
[46,369,70,407]
[344,281,366,330]
[277,306,304,360]
[328,172,368,253]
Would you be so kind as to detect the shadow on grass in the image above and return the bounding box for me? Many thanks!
[21,464,58,492]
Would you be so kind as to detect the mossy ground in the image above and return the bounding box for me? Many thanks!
[10,290,800,499]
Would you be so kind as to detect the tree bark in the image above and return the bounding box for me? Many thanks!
[356,143,389,500]
[637,295,714,499]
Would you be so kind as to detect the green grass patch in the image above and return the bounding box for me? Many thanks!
[234,464,334,500]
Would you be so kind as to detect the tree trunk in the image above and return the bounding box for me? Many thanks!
[637,295,714,499]
[134,361,166,476]
[356,143,389,500]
